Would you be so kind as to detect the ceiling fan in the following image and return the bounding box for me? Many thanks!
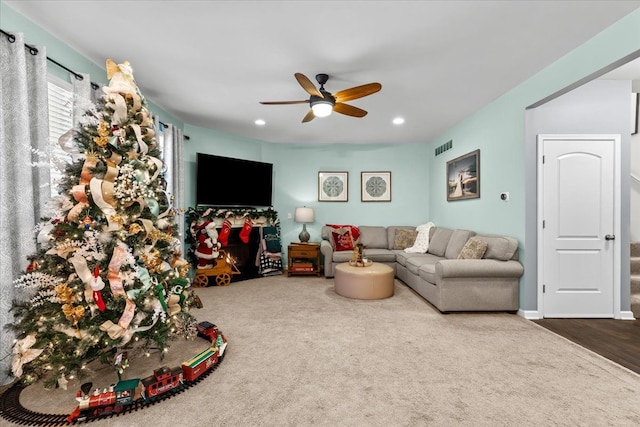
[260,73,382,123]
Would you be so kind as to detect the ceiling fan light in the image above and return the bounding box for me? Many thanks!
[311,101,333,117]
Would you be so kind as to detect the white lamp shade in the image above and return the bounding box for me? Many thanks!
[294,207,315,223]
[311,101,333,118]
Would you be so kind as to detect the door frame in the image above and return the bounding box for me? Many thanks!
[537,134,622,318]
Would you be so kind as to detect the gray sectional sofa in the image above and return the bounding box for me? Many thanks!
[320,225,524,313]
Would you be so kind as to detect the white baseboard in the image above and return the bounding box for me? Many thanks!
[518,309,542,319]
[619,310,635,320]
[519,309,635,320]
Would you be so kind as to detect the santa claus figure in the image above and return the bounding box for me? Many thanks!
[194,221,221,269]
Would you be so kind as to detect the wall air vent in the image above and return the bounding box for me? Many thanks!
[435,140,453,156]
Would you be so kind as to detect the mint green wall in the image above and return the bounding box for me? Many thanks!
[183,123,268,210]
[1,1,184,129]
[183,123,431,247]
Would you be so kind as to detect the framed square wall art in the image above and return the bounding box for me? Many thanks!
[447,149,480,201]
[318,171,348,202]
[361,171,392,202]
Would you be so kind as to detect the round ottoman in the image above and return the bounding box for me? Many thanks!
[334,263,394,300]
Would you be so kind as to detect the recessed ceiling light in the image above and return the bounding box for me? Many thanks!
[393,117,405,125]
[255,119,266,126]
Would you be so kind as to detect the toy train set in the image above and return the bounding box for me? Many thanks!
[1,298,230,424]
[63,321,226,424]
[63,321,227,424]
[0,322,228,426]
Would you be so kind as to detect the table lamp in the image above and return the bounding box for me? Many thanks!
[294,207,314,243]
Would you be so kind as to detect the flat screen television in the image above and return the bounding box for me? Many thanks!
[196,153,273,207]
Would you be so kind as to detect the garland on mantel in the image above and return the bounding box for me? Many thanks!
[184,207,279,268]
[185,207,279,226]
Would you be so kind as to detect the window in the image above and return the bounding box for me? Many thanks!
[47,75,74,196]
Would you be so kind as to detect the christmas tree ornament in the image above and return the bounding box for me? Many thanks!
[91,266,106,312]
[11,335,43,378]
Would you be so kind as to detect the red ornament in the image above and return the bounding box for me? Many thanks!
[26,260,39,273]
[92,265,106,312]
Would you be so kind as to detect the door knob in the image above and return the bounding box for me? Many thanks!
[605,234,615,241]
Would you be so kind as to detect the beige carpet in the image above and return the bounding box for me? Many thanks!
[8,275,640,426]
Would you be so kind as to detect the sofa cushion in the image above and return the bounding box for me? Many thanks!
[458,237,488,259]
[405,253,441,277]
[358,226,388,249]
[330,228,355,251]
[362,248,397,263]
[332,250,354,263]
[404,222,435,253]
[392,229,418,250]
[396,250,432,267]
[427,227,453,257]
[418,262,438,284]
[445,229,476,259]
[474,234,518,261]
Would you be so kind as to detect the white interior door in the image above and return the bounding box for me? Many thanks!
[539,134,619,318]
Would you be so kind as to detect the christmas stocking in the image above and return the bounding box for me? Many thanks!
[240,216,253,244]
[218,218,232,247]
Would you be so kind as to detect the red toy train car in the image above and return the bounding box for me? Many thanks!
[182,347,218,382]
[141,366,183,400]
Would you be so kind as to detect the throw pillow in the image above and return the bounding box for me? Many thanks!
[445,229,475,259]
[404,222,435,253]
[327,224,360,241]
[331,228,355,251]
[263,226,282,253]
[458,237,488,259]
[393,229,418,250]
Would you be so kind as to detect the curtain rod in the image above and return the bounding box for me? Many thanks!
[1,28,100,90]
[2,29,190,141]
[159,120,190,140]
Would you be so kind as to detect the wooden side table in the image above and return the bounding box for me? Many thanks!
[288,243,321,277]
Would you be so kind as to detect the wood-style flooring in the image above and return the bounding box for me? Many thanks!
[533,318,640,375]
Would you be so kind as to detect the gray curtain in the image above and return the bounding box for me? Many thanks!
[71,72,102,126]
[154,118,186,250]
[0,33,49,385]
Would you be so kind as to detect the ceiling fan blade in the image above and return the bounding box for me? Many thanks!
[259,100,308,105]
[301,109,315,123]
[334,82,382,103]
[295,73,323,98]
[334,102,367,118]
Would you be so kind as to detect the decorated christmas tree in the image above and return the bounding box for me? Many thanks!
[7,59,197,388]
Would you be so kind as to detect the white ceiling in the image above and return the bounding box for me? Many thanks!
[4,0,640,145]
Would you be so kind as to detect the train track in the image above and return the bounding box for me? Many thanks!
[0,353,225,426]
